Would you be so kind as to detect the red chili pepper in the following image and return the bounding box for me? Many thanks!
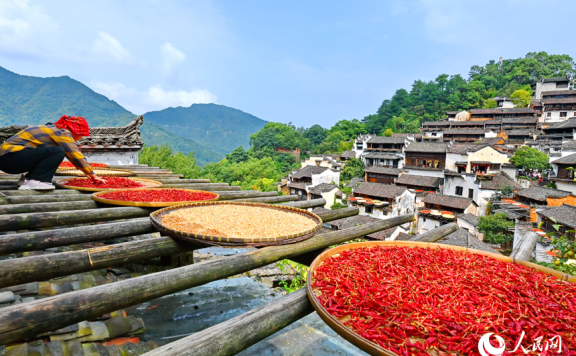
[60,162,108,168]
[98,189,217,202]
[311,246,576,355]
[65,177,144,189]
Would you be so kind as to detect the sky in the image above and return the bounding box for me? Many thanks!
[0,0,575,128]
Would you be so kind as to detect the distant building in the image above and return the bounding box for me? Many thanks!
[493,96,514,108]
[417,194,478,234]
[300,154,341,171]
[403,142,451,178]
[308,183,341,209]
[350,182,415,219]
[287,165,340,200]
[364,167,403,185]
[532,77,572,104]
[351,134,374,159]
[445,143,511,174]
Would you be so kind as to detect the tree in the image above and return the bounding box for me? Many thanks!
[303,124,327,146]
[341,157,365,180]
[510,89,532,107]
[482,99,497,108]
[478,214,514,244]
[509,146,552,172]
[329,119,367,141]
[382,128,394,137]
[249,122,305,151]
[225,146,249,163]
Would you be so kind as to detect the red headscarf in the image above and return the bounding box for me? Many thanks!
[55,115,90,136]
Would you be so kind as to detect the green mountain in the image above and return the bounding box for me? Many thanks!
[143,103,268,156]
[0,66,221,166]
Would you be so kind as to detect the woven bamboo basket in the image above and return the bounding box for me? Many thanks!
[307,241,576,356]
[91,188,218,207]
[55,177,162,192]
[55,167,135,177]
[150,201,322,247]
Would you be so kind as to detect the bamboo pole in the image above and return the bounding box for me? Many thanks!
[0,199,328,255]
[0,201,99,215]
[0,208,356,288]
[0,190,82,196]
[509,231,539,262]
[0,215,413,344]
[144,288,313,356]
[4,194,93,204]
[409,223,459,242]
[235,195,298,203]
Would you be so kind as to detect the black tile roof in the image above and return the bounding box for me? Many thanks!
[395,174,443,188]
[543,118,576,131]
[354,182,408,199]
[457,213,480,226]
[543,98,576,105]
[364,153,402,160]
[538,204,576,229]
[476,137,504,145]
[562,141,576,151]
[291,165,330,179]
[364,167,403,175]
[345,177,365,188]
[437,228,500,254]
[326,215,381,230]
[405,142,450,153]
[367,137,406,144]
[309,183,339,195]
[340,150,355,158]
[541,90,576,97]
[516,186,572,202]
[470,108,534,115]
[552,152,576,165]
[448,143,489,154]
[478,172,522,190]
[423,194,474,210]
[444,129,486,135]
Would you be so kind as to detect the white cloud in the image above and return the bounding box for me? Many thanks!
[160,42,185,73]
[91,31,131,62]
[92,81,217,114]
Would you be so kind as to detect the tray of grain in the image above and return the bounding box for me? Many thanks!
[150,201,322,247]
[307,241,576,356]
[55,168,135,177]
[55,177,162,192]
[92,188,219,207]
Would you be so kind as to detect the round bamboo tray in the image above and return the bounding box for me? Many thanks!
[55,177,162,192]
[55,168,135,177]
[91,188,218,207]
[150,201,322,247]
[307,241,576,356]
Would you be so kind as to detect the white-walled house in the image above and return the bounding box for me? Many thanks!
[300,154,341,171]
[456,213,483,240]
[445,143,511,174]
[350,182,416,220]
[287,165,340,200]
[308,183,341,209]
[403,142,452,178]
[417,194,478,234]
[351,134,374,159]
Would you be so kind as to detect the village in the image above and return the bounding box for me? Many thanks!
[281,76,576,263]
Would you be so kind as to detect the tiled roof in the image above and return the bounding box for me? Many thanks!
[478,172,522,190]
[422,121,451,126]
[367,137,406,144]
[501,117,539,124]
[457,213,480,226]
[364,167,403,175]
[552,152,576,165]
[516,186,572,202]
[405,142,450,153]
[543,97,576,104]
[562,140,576,150]
[543,118,576,131]
[541,77,570,83]
[366,226,400,240]
[392,133,422,139]
[437,228,500,254]
[541,90,576,97]
[475,137,503,145]
[443,129,486,135]
[354,182,407,199]
[77,116,144,148]
[492,209,522,220]
[538,204,576,229]
[364,153,402,160]
[448,143,488,154]
[470,108,534,115]
[340,150,356,158]
[395,174,443,188]
[395,232,414,241]
[450,121,488,127]
[345,177,364,188]
[423,194,474,210]
[291,165,330,179]
[506,129,537,136]
[326,215,381,230]
[309,183,339,195]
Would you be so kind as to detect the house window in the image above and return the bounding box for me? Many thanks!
[365,206,373,214]
[560,112,568,117]
[468,189,474,199]
[546,112,551,117]
[455,186,463,196]
[557,82,569,88]
[432,132,437,136]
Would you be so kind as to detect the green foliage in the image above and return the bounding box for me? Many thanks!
[139,144,202,179]
[302,124,328,145]
[276,259,309,293]
[537,223,576,277]
[363,52,576,133]
[331,202,348,210]
[382,128,394,137]
[510,89,532,107]
[482,99,497,108]
[202,157,281,190]
[547,181,558,189]
[225,146,249,164]
[328,119,367,140]
[249,122,311,152]
[509,146,552,172]
[340,157,365,181]
[478,214,514,244]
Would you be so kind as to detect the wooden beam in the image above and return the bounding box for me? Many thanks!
[0,199,328,255]
[144,288,313,356]
[4,194,93,204]
[0,201,99,215]
[0,208,359,289]
[0,214,413,344]
[0,190,82,196]
[235,195,298,203]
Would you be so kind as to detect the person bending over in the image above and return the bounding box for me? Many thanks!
[0,115,106,190]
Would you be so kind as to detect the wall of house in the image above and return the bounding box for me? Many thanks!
[501,166,517,179]
[456,217,483,240]
[535,81,567,99]
[82,151,139,165]
[405,168,445,178]
[423,131,444,140]
[468,147,510,170]
[389,226,409,241]
[547,195,576,207]
[417,216,442,234]
[312,170,340,187]
[542,110,574,123]
[319,189,340,209]
[352,135,373,159]
[300,156,335,169]
[554,181,576,195]
[357,190,415,220]
[445,153,468,172]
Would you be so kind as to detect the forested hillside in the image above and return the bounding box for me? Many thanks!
[141,51,576,190]
[363,52,576,134]
[144,103,267,157]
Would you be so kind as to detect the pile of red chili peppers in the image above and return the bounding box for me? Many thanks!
[99,189,217,202]
[312,246,576,355]
[64,177,144,189]
[59,162,109,168]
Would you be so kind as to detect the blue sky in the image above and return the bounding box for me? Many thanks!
[0,0,574,128]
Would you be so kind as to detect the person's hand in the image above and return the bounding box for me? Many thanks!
[89,174,107,184]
